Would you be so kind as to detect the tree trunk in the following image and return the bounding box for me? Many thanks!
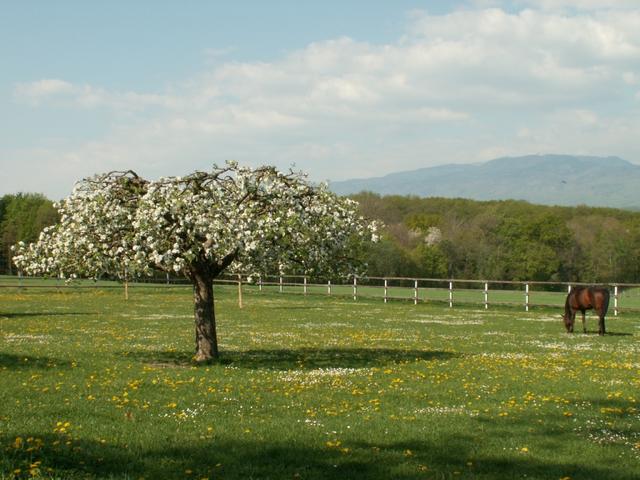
[192,270,219,361]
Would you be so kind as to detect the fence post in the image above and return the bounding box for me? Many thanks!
[279,276,283,293]
[525,283,529,312]
[328,279,331,295]
[414,279,418,305]
[303,276,307,296]
[258,275,263,292]
[614,284,619,316]
[484,282,489,309]
[384,278,388,304]
[124,268,129,301]
[449,281,453,308]
[237,274,243,309]
[353,276,358,301]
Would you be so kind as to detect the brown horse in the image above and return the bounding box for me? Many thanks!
[562,286,610,335]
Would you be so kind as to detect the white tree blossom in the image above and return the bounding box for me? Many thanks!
[13,162,379,360]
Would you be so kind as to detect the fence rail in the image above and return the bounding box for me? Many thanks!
[2,274,640,314]
[231,274,640,315]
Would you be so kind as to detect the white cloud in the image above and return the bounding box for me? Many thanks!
[515,0,640,12]
[14,79,182,111]
[5,4,640,199]
[14,79,74,104]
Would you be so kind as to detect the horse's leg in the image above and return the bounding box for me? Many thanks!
[598,310,606,336]
[581,310,587,333]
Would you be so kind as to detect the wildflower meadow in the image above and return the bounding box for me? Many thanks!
[1,282,639,479]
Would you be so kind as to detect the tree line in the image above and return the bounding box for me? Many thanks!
[3,190,640,284]
[354,193,640,284]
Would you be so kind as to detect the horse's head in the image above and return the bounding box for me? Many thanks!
[561,313,574,333]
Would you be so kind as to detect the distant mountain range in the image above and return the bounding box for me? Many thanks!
[329,154,640,209]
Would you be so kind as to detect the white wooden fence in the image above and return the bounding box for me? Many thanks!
[3,273,638,314]
[220,274,640,315]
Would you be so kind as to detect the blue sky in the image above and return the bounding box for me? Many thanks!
[2,0,640,199]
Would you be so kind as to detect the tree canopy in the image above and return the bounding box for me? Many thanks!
[13,163,379,360]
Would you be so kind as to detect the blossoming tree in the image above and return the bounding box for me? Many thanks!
[13,162,379,361]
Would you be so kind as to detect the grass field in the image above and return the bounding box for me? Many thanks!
[1,284,639,479]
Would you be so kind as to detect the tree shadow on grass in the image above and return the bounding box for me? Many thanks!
[472,407,640,476]
[571,328,633,336]
[123,347,458,370]
[2,432,635,480]
[1,311,94,318]
[225,348,458,370]
[0,353,72,369]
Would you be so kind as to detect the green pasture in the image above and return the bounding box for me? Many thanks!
[1,283,639,479]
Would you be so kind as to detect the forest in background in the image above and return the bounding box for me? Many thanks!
[2,191,640,284]
[0,193,58,274]
[354,192,640,284]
